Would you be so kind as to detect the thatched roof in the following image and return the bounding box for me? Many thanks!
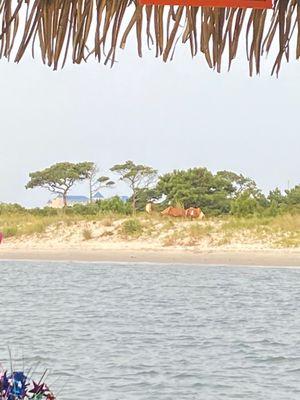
[0,0,298,74]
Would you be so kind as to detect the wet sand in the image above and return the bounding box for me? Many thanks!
[0,248,299,267]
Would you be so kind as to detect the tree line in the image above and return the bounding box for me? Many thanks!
[24,161,300,217]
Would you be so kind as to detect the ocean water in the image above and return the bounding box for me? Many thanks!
[0,261,300,399]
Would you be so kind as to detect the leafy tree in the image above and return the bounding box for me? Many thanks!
[156,167,264,216]
[216,170,259,197]
[86,163,114,203]
[157,167,238,215]
[285,185,300,211]
[110,161,157,211]
[230,193,262,216]
[267,187,286,214]
[231,189,268,217]
[132,187,161,211]
[157,167,213,207]
[96,196,132,214]
[26,162,92,206]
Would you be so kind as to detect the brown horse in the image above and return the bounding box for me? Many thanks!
[161,206,205,219]
[161,206,186,217]
[185,207,205,220]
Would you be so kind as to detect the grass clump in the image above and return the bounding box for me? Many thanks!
[2,226,18,238]
[121,218,143,237]
[82,228,93,241]
[188,223,213,239]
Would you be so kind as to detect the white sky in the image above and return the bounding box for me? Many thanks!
[0,39,299,207]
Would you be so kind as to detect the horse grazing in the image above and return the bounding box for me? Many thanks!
[185,207,205,220]
[161,206,205,219]
[161,206,186,217]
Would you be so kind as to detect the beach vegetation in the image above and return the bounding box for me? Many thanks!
[25,162,94,207]
[188,223,213,239]
[121,218,143,237]
[111,160,157,212]
[133,187,161,211]
[96,196,132,215]
[86,162,114,203]
[156,167,261,216]
[0,162,299,250]
[82,228,93,240]
[2,225,18,237]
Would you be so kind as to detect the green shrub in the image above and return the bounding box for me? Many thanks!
[66,203,99,216]
[96,197,131,215]
[2,226,18,237]
[0,203,26,215]
[121,219,143,237]
[230,194,266,217]
[29,207,60,217]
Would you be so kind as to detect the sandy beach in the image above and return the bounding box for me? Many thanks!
[1,247,300,267]
[0,216,299,267]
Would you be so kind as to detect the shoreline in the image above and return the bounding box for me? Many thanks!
[1,248,300,267]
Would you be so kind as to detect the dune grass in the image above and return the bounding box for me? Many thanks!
[0,211,299,248]
[0,212,117,239]
[121,218,143,238]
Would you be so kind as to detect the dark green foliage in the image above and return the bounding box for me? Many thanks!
[230,193,264,217]
[65,203,100,216]
[268,188,286,206]
[285,185,300,213]
[156,167,257,215]
[2,162,300,219]
[96,196,132,214]
[29,207,61,216]
[132,188,161,211]
[26,162,93,206]
[63,197,131,215]
[157,168,215,210]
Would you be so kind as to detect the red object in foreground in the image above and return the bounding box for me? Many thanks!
[139,0,272,9]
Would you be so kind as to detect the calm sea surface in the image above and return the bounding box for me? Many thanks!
[0,261,300,399]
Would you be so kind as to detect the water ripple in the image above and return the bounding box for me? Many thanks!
[0,262,300,399]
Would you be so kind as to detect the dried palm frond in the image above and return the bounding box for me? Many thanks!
[0,0,298,74]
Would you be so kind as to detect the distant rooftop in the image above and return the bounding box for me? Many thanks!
[93,192,104,199]
[119,195,129,202]
[67,195,89,202]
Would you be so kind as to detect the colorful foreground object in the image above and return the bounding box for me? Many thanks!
[0,0,299,74]
[0,370,55,400]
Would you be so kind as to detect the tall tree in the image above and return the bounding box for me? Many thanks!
[157,167,215,209]
[26,162,92,206]
[156,167,261,215]
[86,163,114,203]
[268,188,286,207]
[110,161,157,211]
[285,185,300,209]
[215,170,259,197]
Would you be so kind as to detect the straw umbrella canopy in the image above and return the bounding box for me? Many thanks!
[0,0,297,74]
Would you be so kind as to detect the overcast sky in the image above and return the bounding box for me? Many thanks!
[0,41,299,207]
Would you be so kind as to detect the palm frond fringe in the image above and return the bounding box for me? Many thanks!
[0,0,298,74]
